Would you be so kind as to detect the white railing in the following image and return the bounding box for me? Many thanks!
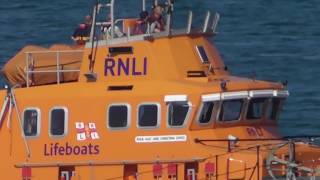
[25,50,83,87]
[89,0,220,44]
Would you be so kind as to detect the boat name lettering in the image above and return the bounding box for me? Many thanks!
[104,57,148,76]
[135,135,187,143]
[44,143,100,156]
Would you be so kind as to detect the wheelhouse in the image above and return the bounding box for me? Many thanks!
[197,89,288,128]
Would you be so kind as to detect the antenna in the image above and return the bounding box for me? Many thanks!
[85,0,100,81]
[89,0,99,71]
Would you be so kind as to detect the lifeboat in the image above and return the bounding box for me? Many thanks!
[0,0,319,180]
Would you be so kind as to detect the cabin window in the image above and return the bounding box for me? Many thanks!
[168,102,190,127]
[268,98,282,120]
[138,103,160,128]
[23,108,40,137]
[219,99,244,122]
[198,101,215,124]
[50,108,68,136]
[247,98,267,120]
[196,46,209,64]
[108,104,130,129]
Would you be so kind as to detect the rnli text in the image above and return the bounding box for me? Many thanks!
[104,57,147,76]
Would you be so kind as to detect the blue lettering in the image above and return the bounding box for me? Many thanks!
[118,58,130,76]
[104,58,115,76]
[43,143,100,156]
[143,57,147,75]
[104,57,148,77]
[132,58,142,76]
[44,144,50,156]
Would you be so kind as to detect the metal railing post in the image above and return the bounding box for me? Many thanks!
[215,155,219,180]
[186,11,193,34]
[203,11,211,33]
[25,53,30,87]
[147,23,151,34]
[142,0,146,11]
[211,13,220,33]
[257,145,260,180]
[110,0,115,39]
[127,27,131,41]
[90,3,98,42]
[165,0,173,35]
[56,52,60,84]
[166,14,171,35]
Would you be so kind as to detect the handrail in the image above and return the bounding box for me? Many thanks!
[195,135,320,142]
[15,157,205,168]
[25,50,83,87]
[85,0,222,48]
[26,70,81,74]
[203,11,211,33]
[186,11,193,34]
[86,10,220,48]
[25,50,83,54]
[212,12,220,33]
[89,0,219,43]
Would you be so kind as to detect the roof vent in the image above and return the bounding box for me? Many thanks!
[187,71,207,77]
[109,47,133,55]
[108,85,133,91]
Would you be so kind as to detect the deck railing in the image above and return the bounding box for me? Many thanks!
[89,0,220,45]
[25,50,83,87]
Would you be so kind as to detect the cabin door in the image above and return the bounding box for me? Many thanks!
[59,166,75,180]
[185,162,198,180]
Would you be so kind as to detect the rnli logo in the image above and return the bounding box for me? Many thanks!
[104,57,148,76]
[76,122,100,141]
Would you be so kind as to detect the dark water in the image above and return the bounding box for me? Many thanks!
[0,0,319,136]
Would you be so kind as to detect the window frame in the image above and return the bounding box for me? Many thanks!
[166,101,192,128]
[197,93,221,126]
[266,98,284,121]
[107,103,131,130]
[195,45,210,64]
[216,91,248,123]
[22,107,41,138]
[137,102,161,129]
[197,101,218,125]
[49,107,68,138]
[266,90,288,121]
[245,98,269,121]
[217,99,245,123]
